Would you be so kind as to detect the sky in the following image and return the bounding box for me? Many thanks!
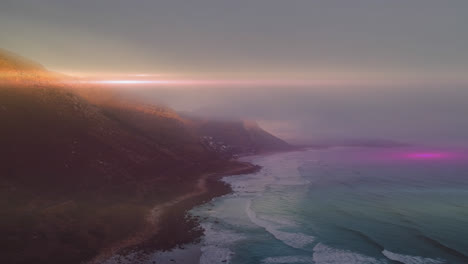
[1,0,468,146]
[2,0,468,79]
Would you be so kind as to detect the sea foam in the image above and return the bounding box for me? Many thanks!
[262,255,316,263]
[313,243,383,264]
[199,222,245,264]
[245,199,315,249]
[382,250,446,264]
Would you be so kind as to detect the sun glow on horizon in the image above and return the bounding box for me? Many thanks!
[66,75,368,88]
[89,80,179,85]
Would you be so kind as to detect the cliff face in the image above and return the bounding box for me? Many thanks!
[0,49,291,263]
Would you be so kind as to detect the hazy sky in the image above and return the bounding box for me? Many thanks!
[2,1,468,146]
[1,0,468,80]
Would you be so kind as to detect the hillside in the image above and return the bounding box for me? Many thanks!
[0,49,290,264]
[0,60,218,264]
[0,48,62,85]
[185,116,293,157]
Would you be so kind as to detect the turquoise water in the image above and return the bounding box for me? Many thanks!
[191,148,468,264]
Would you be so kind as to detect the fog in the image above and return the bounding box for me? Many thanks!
[117,82,468,148]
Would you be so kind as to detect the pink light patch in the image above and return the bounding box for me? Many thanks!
[405,152,449,160]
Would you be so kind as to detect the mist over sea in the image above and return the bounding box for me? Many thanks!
[192,148,468,264]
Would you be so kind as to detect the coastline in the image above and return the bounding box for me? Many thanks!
[90,160,261,264]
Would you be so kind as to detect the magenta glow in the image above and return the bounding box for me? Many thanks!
[404,152,451,160]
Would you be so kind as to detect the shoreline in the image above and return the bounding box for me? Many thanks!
[89,160,261,264]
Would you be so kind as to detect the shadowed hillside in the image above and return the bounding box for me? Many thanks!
[0,49,290,264]
[0,52,220,264]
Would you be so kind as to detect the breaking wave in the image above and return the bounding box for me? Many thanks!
[245,199,315,249]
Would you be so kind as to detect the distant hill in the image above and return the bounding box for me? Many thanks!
[0,49,290,264]
[186,117,293,156]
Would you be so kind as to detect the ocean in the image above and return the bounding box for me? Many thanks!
[191,148,468,264]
